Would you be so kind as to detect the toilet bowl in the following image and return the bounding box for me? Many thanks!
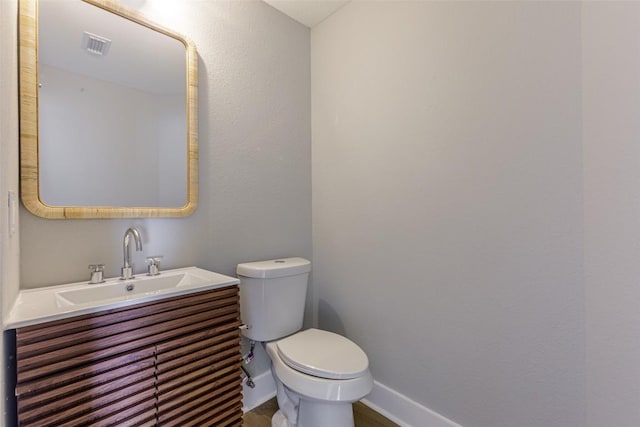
[266,329,373,427]
[237,258,373,427]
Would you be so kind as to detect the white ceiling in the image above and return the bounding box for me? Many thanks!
[263,0,350,28]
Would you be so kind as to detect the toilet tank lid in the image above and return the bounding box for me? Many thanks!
[237,257,311,279]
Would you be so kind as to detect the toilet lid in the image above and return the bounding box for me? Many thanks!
[276,328,369,380]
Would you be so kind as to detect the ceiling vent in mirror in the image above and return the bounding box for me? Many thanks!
[81,31,111,56]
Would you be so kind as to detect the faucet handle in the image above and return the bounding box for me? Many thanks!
[146,256,163,276]
[88,264,105,284]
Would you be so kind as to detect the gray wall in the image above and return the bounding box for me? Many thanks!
[1,0,21,422]
[9,1,640,426]
[20,0,312,289]
[1,0,20,313]
[19,0,311,382]
[312,2,585,426]
[583,3,640,426]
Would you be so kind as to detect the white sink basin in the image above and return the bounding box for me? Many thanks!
[56,272,195,306]
[5,267,240,329]
[54,268,224,307]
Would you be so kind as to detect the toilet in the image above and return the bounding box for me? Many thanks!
[237,257,373,427]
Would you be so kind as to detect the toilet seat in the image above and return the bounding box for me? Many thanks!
[276,328,369,380]
[266,340,373,403]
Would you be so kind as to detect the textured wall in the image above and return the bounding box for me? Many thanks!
[39,64,185,207]
[583,3,640,426]
[14,1,640,425]
[1,0,20,314]
[19,0,311,383]
[20,0,311,289]
[312,2,585,426]
[1,0,21,422]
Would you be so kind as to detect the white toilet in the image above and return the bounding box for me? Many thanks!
[237,257,373,427]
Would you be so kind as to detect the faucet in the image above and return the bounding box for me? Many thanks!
[121,227,143,280]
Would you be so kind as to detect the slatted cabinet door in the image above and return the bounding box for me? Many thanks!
[15,285,243,427]
[155,293,244,426]
[16,347,157,427]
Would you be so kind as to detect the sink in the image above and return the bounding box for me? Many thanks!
[56,274,186,306]
[5,267,240,329]
[54,268,228,307]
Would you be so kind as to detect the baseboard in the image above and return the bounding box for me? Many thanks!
[241,373,461,427]
[361,380,463,427]
[242,370,276,413]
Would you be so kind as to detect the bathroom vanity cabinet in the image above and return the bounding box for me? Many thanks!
[13,285,243,426]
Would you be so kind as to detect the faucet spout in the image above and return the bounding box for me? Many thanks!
[121,227,143,280]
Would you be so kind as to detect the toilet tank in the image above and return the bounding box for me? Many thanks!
[237,257,311,342]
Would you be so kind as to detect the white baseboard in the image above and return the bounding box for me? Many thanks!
[242,370,276,412]
[241,373,461,427]
[361,381,463,427]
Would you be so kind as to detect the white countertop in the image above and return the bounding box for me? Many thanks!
[5,266,240,329]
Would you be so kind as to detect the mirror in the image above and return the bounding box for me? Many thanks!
[19,0,198,218]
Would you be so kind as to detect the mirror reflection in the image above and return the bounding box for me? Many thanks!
[19,0,198,218]
[38,0,187,208]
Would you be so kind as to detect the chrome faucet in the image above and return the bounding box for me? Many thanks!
[120,227,143,280]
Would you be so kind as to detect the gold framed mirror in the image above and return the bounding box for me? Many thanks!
[19,0,198,219]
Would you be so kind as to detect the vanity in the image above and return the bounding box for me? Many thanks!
[5,268,243,426]
[11,0,243,423]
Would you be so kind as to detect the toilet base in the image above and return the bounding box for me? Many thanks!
[270,401,355,427]
[297,399,355,427]
[271,410,288,427]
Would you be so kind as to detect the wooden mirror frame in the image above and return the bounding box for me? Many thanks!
[19,0,198,219]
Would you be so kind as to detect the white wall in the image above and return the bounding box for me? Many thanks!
[0,0,20,314]
[312,2,584,426]
[39,64,186,207]
[0,0,21,422]
[157,95,188,207]
[17,0,311,399]
[9,1,640,426]
[20,0,311,289]
[583,3,640,426]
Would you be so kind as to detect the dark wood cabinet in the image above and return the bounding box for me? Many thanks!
[14,286,243,426]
